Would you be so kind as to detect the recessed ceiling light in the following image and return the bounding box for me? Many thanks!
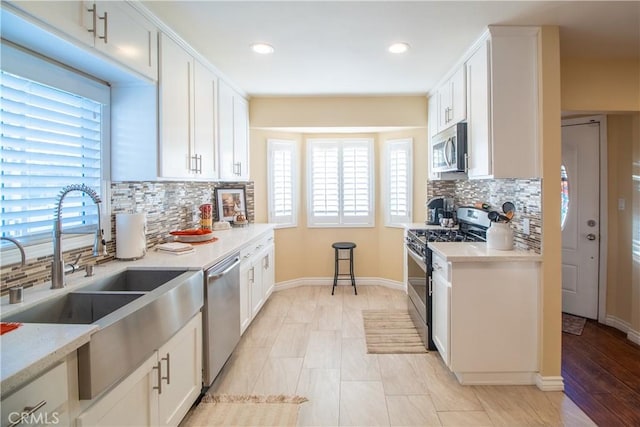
[388,42,410,54]
[251,43,274,55]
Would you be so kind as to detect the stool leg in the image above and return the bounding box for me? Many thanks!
[349,248,357,295]
[332,248,338,295]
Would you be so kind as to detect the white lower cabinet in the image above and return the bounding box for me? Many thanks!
[240,232,275,334]
[77,313,202,427]
[432,255,540,385]
[1,362,69,427]
[431,255,451,367]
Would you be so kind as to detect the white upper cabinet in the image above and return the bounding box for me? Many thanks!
[159,33,217,179]
[92,1,158,81]
[218,80,250,181]
[436,66,466,133]
[465,27,540,179]
[10,0,157,81]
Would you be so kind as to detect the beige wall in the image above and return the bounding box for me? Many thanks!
[561,57,640,112]
[539,26,563,378]
[249,97,428,284]
[560,54,640,335]
[632,114,640,335]
[606,114,638,326]
[250,96,427,129]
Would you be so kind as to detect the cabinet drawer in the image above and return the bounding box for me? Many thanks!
[240,232,274,260]
[432,253,450,282]
[2,362,68,427]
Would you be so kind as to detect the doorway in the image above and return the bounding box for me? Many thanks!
[561,116,608,320]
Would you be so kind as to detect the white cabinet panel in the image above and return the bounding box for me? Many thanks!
[157,314,202,427]
[432,270,451,367]
[77,314,202,427]
[466,39,492,178]
[159,33,193,178]
[159,34,218,179]
[10,0,157,81]
[436,66,466,133]
[218,80,249,181]
[240,232,275,334]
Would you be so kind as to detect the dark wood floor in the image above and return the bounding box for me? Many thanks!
[562,319,640,426]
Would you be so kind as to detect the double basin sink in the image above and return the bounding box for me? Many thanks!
[3,268,204,399]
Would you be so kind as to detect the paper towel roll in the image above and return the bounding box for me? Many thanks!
[116,213,147,260]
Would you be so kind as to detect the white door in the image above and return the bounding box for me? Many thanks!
[561,120,601,319]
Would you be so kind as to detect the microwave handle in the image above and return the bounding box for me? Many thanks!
[443,138,453,167]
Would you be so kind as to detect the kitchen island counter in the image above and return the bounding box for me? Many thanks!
[428,241,541,262]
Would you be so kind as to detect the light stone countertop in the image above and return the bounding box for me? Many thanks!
[402,223,458,231]
[428,242,542,262]
[0,223,275,396]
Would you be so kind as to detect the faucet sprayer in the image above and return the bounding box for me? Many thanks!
[51,184,107,289]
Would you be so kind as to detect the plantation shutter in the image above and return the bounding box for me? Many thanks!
[307,138,373,227]
[384,138,413,226]
[267,139,298,227]
[342,139,374,225]
[0,43,108,244]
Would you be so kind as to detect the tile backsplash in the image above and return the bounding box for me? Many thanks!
[427,178,542,252]
[1,181,254,294]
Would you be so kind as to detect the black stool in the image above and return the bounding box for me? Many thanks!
[331,242,357,295]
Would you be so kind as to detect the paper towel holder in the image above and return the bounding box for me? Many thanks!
[115,212,147,260]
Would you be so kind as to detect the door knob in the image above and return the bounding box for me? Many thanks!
[586,233,597,241]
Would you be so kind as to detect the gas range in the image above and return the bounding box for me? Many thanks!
[406,207,491,258]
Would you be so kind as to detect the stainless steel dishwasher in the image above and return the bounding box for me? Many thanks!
[203,252,241,386]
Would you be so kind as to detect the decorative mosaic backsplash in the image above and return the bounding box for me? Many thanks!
[1,181,254,294]
[427,178,542,252]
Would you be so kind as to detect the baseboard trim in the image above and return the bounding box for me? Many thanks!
[455,371,537,386]
[274,277,404,292]
[535,375,565,391]
[604,315,640,344]
[627,328,640,346]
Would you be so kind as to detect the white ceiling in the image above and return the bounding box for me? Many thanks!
[141,1,640,97]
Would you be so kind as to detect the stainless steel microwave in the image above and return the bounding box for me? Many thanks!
[431,123,467,173]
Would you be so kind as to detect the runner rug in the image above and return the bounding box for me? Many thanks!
[182,394,308,427]
[362,309,427,354]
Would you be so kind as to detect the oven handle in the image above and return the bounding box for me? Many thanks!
[406,245,427,273]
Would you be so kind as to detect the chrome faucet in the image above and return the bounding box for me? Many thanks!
[51,184,107,289]
[0,237,26,267]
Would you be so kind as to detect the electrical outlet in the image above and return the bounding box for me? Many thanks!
[619,198,626,211]
[523,218,530,235]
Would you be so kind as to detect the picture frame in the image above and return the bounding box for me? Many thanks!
[215,187,247,222]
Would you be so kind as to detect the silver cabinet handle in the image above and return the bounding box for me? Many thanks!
[161,353,170,385]
[8,400,47,427]
[250,266,255,283]
[263,254,269,270]
[153,361,162,394]
[586,233,597,241]
[233,162,242,176]
[87,4,97,35]
[98,11,108,43]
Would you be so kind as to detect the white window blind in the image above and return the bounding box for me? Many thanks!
[0,43,110,249]
[307,138,374,227]
[267,139,298,227]
[384,138,413,226]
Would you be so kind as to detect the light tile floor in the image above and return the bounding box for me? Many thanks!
[208,285,596,426]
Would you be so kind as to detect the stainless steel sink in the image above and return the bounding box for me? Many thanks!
[2,291,145,324]
[78,268,188,292]
[2,268,204,400]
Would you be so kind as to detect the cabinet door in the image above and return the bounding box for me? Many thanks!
[449,66,466,124]
[436,83,452,132]
[94,1,157,80]
[262,244,275,300]
[77,355,159,427]
[466,40,492,178]
[432,273,451,367]
[11,0,94,46]
[218,80,235,180]
[250,256,264,318]
[233,95,249,180]
[193,60,218,179]
[157,313,202,427]
[427,95,440,180]
[239,260,252,334]
[158,33,193,178]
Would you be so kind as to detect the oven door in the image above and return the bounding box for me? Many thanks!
[406,245,428,345]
